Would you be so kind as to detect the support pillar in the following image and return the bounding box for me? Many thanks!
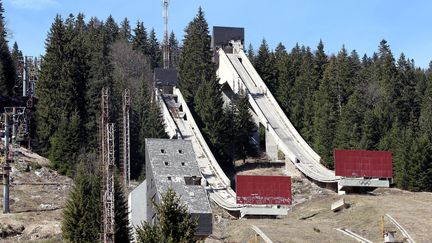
[265,129,278,161]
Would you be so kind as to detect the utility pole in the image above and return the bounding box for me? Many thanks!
[101,87,115,243]
[2,112,11,214]
[2,107,27,214]
[121,89,130,187]
[162,0,170,69]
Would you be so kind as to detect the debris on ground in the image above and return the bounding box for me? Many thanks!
[0,145,71,241]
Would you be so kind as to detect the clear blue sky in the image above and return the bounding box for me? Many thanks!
[3,0,432,68]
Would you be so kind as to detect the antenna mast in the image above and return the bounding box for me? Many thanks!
[162,0,170,69]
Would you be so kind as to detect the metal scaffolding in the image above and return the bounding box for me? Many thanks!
[162,0,170,69]
[104,123,115,243]
[2,112,11,214]
[100,87,115,243]
[121,89,130,187]
[1,107,26,214]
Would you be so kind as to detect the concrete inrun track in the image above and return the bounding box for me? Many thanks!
[218,45,337,183]
[158,88,287,216]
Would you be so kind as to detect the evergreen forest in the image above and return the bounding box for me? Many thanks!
[0,1,432,241]
[249,39,432,191]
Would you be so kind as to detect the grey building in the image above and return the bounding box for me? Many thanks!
[145,138,212,236]
[212,26,245,52]
[154,68,178,94]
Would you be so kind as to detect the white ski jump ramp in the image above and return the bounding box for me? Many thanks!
[157,88,288,216]
[217,48,337,183]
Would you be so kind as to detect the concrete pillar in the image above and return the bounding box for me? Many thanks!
[265,130,278,162]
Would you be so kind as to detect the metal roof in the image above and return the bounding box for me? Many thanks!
[145,138,211,214]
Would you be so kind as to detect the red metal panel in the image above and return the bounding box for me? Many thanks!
[334,150,392,178]
[236,175,292,205]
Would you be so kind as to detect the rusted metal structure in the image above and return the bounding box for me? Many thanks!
[100,87,115,243]
[121,89,130,187]
[2,112,11,213]
[236,175,292,205]
[334,150,393,178]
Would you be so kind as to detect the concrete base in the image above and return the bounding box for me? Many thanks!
[129,180,147,241]
[265,131,278,161]
[240,206,288,218]
[338,178,390,195]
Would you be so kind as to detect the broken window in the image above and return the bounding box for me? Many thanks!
[184,176,201,185]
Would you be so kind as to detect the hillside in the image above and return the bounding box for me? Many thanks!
[210,182,431,242]
[0,147,431,242]
[0,146,71,242]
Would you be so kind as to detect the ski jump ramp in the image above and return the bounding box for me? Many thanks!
[157,88,288,216]
[217,46,337,183]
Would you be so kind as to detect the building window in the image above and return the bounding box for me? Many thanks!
[164,161,169,166]
[181,162,185,166]
[161,149,165,153]
[168,176,172,181]
[178,149,183,154]
[184,176,201,185]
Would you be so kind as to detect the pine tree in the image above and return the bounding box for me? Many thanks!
[84,16,113,148]
[396,53,419,126]
[0,0,15,97]
[105,15,119,43]
[194,78,226,163]
[11,41,23,96]
[135,188,197,243]
[246,43,255,63]
[255,39,276,91]
[36,15,67,154]
[168,31,180,68]
[273,43,289,98]
[234,94,258,163]
[410,134,432,191]
[314,39,328,80]
[221,103,236,163]
[275,44,302,117]
[392,127,414,190]
[114,172,131,242]
[373,40,398,137]
[132,21,149,55]
[419,66,432,140]
[291,47,318,140]
[312,56,338,167]
[148,28,162,69]
[49,111,81,175]
[119,17,132,42]
[178,7,214,105]
[62,161,102,242]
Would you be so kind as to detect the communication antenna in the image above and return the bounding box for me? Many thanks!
[162,0,170,69]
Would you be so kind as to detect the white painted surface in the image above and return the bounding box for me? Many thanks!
[217,48,337,183]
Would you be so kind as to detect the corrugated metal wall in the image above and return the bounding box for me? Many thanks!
[334,150,392,178]
[236,175,292,205]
